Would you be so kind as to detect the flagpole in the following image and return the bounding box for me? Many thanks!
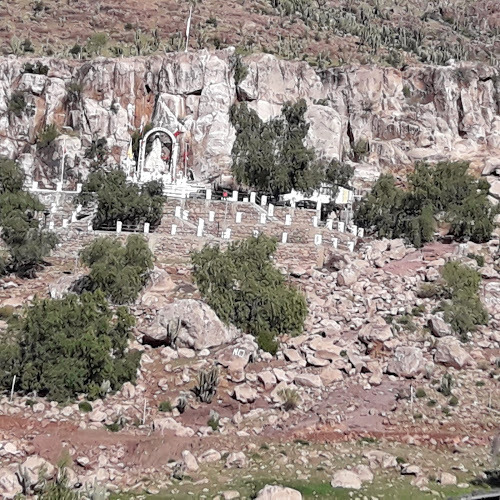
[185,5,193,53]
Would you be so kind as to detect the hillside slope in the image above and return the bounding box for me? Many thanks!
[2,0,499,66]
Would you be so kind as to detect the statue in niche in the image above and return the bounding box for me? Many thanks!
[143,133,173,183]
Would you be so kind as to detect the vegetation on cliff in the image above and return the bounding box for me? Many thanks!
[192,234,307,353]
[355,161,497,247]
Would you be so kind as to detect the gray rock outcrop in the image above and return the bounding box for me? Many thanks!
[0,51,498,189]
[144,299,239,350]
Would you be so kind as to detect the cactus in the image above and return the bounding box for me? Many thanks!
[192,365,219,403]
[166,318,181,348]
[439,373,454,397]
[177,395,188,414]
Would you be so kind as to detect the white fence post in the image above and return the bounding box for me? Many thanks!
[357,227,364,238]
[312,216,318,227]
[116,221,122,233]
[62,219,68,228]
[261,195,267,207]
[171,224,177,235]
[232,190,238,202]
[144,222,150,234]
[314,234,322,246]
[338,221,345,233]
[332,237,338,249]
[250,192,256,204]
[236,212,242,223]
[206,188,212,200]
[259,213,266,224]
[175,206,181,218]
[197,218,204,237]
[281,232,288,244]
[209,211,215,222]
[268,204,274,217]
[285,214,291,226]
[326,219,333,230]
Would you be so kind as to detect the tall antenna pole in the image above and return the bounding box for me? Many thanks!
[185,4,193,53]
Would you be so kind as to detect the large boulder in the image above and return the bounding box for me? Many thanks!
[434,336,474,369]
[331,470,362,489]
[387,346,425,378]
[255,485,302,500]
[18,456,56,484]
[152,417,195,437]
[144,299,239,350]
[358,321,393,344]
[0,467,22,499]
[427,316,452,337]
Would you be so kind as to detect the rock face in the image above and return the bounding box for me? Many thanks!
[144,299,239,350]
[0,51,498,187]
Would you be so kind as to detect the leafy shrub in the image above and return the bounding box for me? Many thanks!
[0,291,140,402]
[440,261,488,339]
[22,62,49,75]
[415,388,426,398]
[77,169,164,230]
[0,306,15,319]
[8,92,27,118]
[449,395,459,406]
[66,81,83,103]
[417,282,442,299]
[467,253,485,267]
[158,400,172,412]
[37,124,59,148]
[207,410,220,431]
[192,235,307,352]
[78,401,93,413]
[0,157,57,277]
[80,235,153,304]
[355,161,497,247]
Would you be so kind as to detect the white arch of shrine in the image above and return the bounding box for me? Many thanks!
[136,127,180,184]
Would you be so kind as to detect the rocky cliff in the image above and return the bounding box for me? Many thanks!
[0,48,499,189]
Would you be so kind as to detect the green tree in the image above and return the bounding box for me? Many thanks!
[192,234,307,353]
[77,169,164,229]
[0,291,140,402]
[0,157,57,277]
[80,235,154,304]
[230,99,325,198]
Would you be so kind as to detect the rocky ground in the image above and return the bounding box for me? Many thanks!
[0,228,499,499]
